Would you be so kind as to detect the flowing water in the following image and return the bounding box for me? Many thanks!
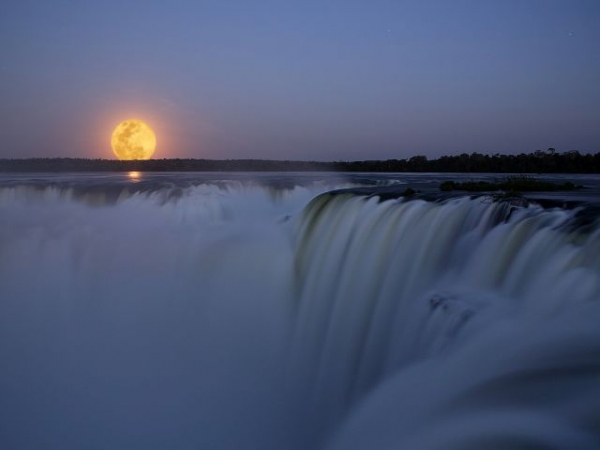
[0,172,599,449]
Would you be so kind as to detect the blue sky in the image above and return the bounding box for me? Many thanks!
[1,0,599,160]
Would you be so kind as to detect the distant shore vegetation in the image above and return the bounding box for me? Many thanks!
[1,149,600,173]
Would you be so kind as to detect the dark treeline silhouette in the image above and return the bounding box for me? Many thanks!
[1,149,599,173]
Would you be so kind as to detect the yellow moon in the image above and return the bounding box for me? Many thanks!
[111,120,156,160]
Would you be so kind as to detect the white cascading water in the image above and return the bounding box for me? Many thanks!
[0,178,599,449]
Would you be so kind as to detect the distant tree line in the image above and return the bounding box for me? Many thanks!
[1,149,599,173]
[339,149,600,173]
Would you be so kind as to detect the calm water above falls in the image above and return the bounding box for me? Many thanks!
[1,172,599,449]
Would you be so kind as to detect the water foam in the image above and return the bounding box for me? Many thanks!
[0,179,598,449]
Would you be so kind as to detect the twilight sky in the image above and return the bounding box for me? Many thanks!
[1,0,599,160]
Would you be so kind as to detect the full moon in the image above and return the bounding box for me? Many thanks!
[111,120,156,160]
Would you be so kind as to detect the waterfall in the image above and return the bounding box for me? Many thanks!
[286,193,600,445]
[0,176,599,449]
